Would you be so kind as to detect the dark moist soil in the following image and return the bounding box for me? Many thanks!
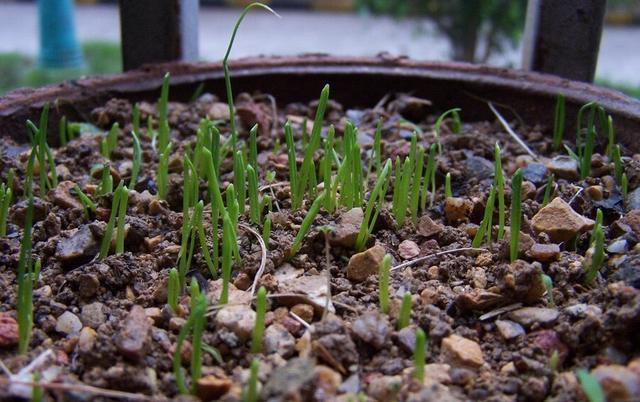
[0,89,639,402]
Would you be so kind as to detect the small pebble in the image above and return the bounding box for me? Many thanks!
[56,311,83,335]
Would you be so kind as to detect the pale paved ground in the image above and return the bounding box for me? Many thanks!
[0,2,638,85]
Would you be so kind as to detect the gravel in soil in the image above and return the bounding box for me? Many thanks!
[0,90,639,401]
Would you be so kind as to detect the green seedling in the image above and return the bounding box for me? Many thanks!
[0,182,12,236]
[167,267,179,312]
[249,124,258,172]
[414,328,426,382]
[444,172,452,198]
[355,159,392,251]
[251,286,267,353]
[379,255,391,314]
[293,85,330,209]
[234,150,247,214]
[397,292,412,330]
[194,202,216,279]
[190,82,205,103]
[223,3,279,151]
[575,102,606,179]
[290,192,325,257]
[247,165,260,224]
[541,273,555,307]
[158,73,171,153]
[510,168,523,262]
[73,184,96,219]
[244,359,260,402]
[101,122,119,159]
[622,173,628,202]
[220,212,234,305]
[17,151,36,354]
[98,164,113,196]
[576,369,605,402]
[605,114,615,159]
[613,144,623,184]
[27,105,57,194]
[590,209,603,246]
[549,349,559,372]
[366,118,383,178]
[392,157,411,227]
[132,103,140,135]
[339,122,364,208]
[262,216,271,249]
[32,371,43,402]
[130,130,142,187]
[421,143,437,209]
[98,183,128,259]
[157,143,172,200]
[434,108,461,153]
[494,143,506,240]
[323,125,335,212]
[409,146,425,225]
[59,115,68,146]
[284,121,299,207]
[542,174,555,207]
[552,95,565,151]
[173,292,207,395]
[584,220,604,285]
[472,185,496,248]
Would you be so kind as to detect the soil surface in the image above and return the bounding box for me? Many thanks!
[0,88,639,402]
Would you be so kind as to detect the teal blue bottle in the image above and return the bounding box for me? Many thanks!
[38,0,84,68]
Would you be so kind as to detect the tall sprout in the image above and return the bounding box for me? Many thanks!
[222,3,279,152]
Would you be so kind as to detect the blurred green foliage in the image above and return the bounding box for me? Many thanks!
[0,41,121,94]
[357,0,527,63]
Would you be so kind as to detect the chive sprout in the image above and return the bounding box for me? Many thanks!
[541,273,555,307]
[98,164,113,196]
[410,146,425,225]
[17,151,36,354]
[605,114,615,159]
[293,85,329,209]
[244,359,260,402]
[0,182,12,236]
[132,103,140,135]
[167,267,179,312]
[414,328,426,382]
[355,159,391,251]
[421,143,437,209]
[72,184,96,219]
[220,212,234,304]
[98,183,128,259]
[173,292,207,395]
[434,108,461,153]
[223,3,278,152]
[247,165,260,224]
[510,168,523,262]
[249,124,258,172]
[494,143,506,240]
[290,192,325,257]
[392,157,411,227]
[158,72,170,154]
[622,173,628,202]
[472,185,496,248]
[552,95,565,151]
[262,216,271,249]
[157,143,171,200]
[130,130,142,188]
[542,174,555,207]
[59,115,68,146]
[444,172,452,198]
[323,125,335,212]
[397,292,412,330]
[101,122,119,159]
[251,286,267,353]
[576,369,605,402]
[584,219,604,285]
[379,255,391,314]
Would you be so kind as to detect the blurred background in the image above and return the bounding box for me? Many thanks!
[1,0,639,96]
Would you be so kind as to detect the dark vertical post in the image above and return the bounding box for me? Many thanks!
[119,0,199,71]
[522,0,606,82]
